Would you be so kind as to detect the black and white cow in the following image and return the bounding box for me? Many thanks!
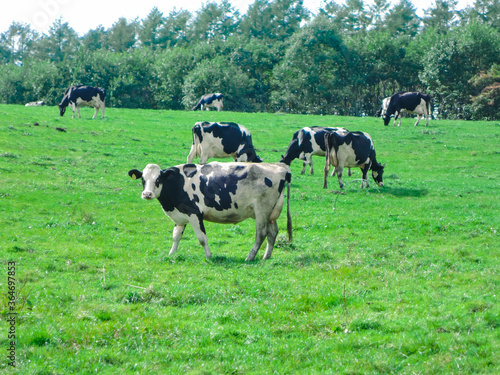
[280,126,349,176]
[187,121,263,164]
[25,101,44,107]
[193,93,224,111]
[59,85,106,119]
[323,131,385,189]
[128,162,292,261]
[383,92,431,126]
[375,97,390,117]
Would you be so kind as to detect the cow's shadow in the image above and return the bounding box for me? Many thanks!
[377,186,429,197]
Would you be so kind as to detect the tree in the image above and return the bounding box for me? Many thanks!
[240,0,308,41]
[422,0,459,34]
[187,1,240,43]
[161,9,191,47]
[420,22,500,118]
[182,56,255,111]
[138,7,166,49]
[81,26,108,52]
[44,18,79,62]
[271,17,352,114]
[385,0,421,37]
[0,23,39,65]
[469,63,500,120]
[108,18,137,52]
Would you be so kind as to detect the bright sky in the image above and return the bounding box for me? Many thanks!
[2,0,475,35]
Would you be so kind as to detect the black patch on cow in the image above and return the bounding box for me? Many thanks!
[278,179,286,194]
[264,177,273,187]
[234,202,239,209]
[183,164,198,178]
[199,163,248,211]
[192,183,196,191]
[156,167,203,217]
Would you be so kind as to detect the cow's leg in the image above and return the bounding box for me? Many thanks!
[190,216,212,259]
[101,103,105,119]
[186,144,197,163]
[92,107,98,119]
[300,160,307,174]
[348,168,352,177]
[307,155,314,175]
[71,104,76,119]
[393,111,398,126]
[246,222,267,261]
[77,106,81,119]
[323,158,331,189]
[168,224,186,255]
[414,114,421,126]
[360,165,370,188]
[263,221,279,260]
[336,167,344,189]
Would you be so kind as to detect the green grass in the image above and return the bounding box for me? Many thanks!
[0,104,499,374]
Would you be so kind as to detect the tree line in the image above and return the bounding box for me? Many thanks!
[1,0,499,119]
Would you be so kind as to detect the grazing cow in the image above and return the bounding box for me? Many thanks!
[59,85,106,119]
[375,97,390,117]
[324,131,385,189]
[128,162,292,261]
[193,93,224,111]
[25,101,44,107]
[187,121,263,164]
[280,126,350,176]
[384,92,431,126]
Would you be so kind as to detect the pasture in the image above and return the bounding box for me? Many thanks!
[0,104,499,374]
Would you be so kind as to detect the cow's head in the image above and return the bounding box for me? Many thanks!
[59,105,66,117]
[372,163,386,186]
[129,164,164,200]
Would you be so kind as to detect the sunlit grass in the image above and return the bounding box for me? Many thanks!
[0,104,498,373]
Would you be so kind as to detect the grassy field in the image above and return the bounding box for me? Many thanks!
[0,104,499,374]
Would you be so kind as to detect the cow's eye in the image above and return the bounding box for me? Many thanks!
[155,178,161,188]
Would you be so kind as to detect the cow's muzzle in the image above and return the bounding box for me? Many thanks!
[142,191,155,200]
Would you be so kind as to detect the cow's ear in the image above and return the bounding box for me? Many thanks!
[128,169,142,180]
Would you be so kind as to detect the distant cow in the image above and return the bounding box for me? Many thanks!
[59,85,106,119]
[128,162,292,260]
[25,101,44,107]
[324,131,385,189]
[187,122,262,164]
[375,97,390,117]
[193,93,223,111]
[384,92,431,126]
[280,126,350,176]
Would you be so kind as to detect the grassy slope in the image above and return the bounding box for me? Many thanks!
[0,104,499,374]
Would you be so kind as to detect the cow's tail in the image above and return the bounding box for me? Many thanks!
[323,133,337,189]
[286,171,292,243]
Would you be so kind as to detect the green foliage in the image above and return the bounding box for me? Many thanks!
[0,104,498,373]
[182,56,255,111]
[1,0,500,119]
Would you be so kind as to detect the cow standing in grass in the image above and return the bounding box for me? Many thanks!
[187,122,262,164]
[193,93,224,111]
[324,131,385,189]
[128,162,292,261]
[280,126,350,175]
[59,85,106,119]
[383,92,431,127]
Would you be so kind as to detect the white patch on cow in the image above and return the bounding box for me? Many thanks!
[141,164,162,200]
[395,98,429,126]
[334,144,361,168]
[202,99,223,112]
[72,94,105,119]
